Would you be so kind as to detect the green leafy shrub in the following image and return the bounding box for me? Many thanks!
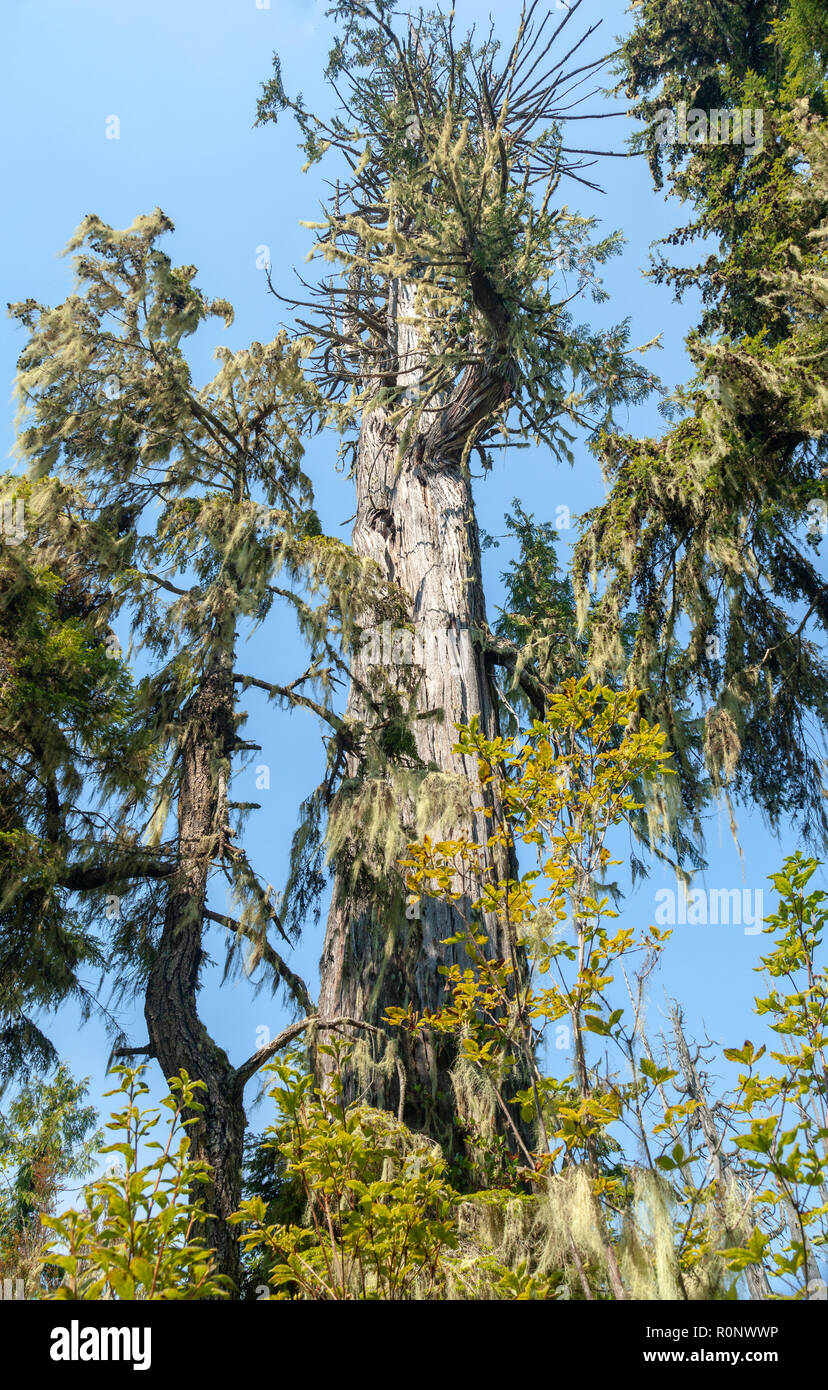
[42,1066,230,1300]
[234,1047,560,1300]
[720,854,828,1297]
[233,1048,459,1300]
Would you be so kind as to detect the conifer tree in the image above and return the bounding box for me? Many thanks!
[0,1063,101,1296]
[7,209,387,1283]
[257,0,656,1145]
[0,474,153,1079]
[574,0,828,845]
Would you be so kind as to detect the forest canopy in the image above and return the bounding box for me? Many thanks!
[0,0,826,1314]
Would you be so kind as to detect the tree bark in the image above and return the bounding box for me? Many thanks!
[318,376,524,1150]
[144,634,246,1290]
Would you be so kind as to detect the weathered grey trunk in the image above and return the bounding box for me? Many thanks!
[145,635,246,1290]
[318,274,525,1151]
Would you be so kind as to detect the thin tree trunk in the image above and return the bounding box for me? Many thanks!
[145,635,246,1290]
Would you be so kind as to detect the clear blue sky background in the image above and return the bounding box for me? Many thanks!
[1,0,821,1154]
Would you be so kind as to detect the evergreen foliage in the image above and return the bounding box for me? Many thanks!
[573,0,828,844]
[257,0,657,471]
[3,0,828,1300]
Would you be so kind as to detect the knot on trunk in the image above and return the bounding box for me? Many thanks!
[368,506,396,543]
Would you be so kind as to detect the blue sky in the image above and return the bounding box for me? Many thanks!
[0,0,820,1149]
